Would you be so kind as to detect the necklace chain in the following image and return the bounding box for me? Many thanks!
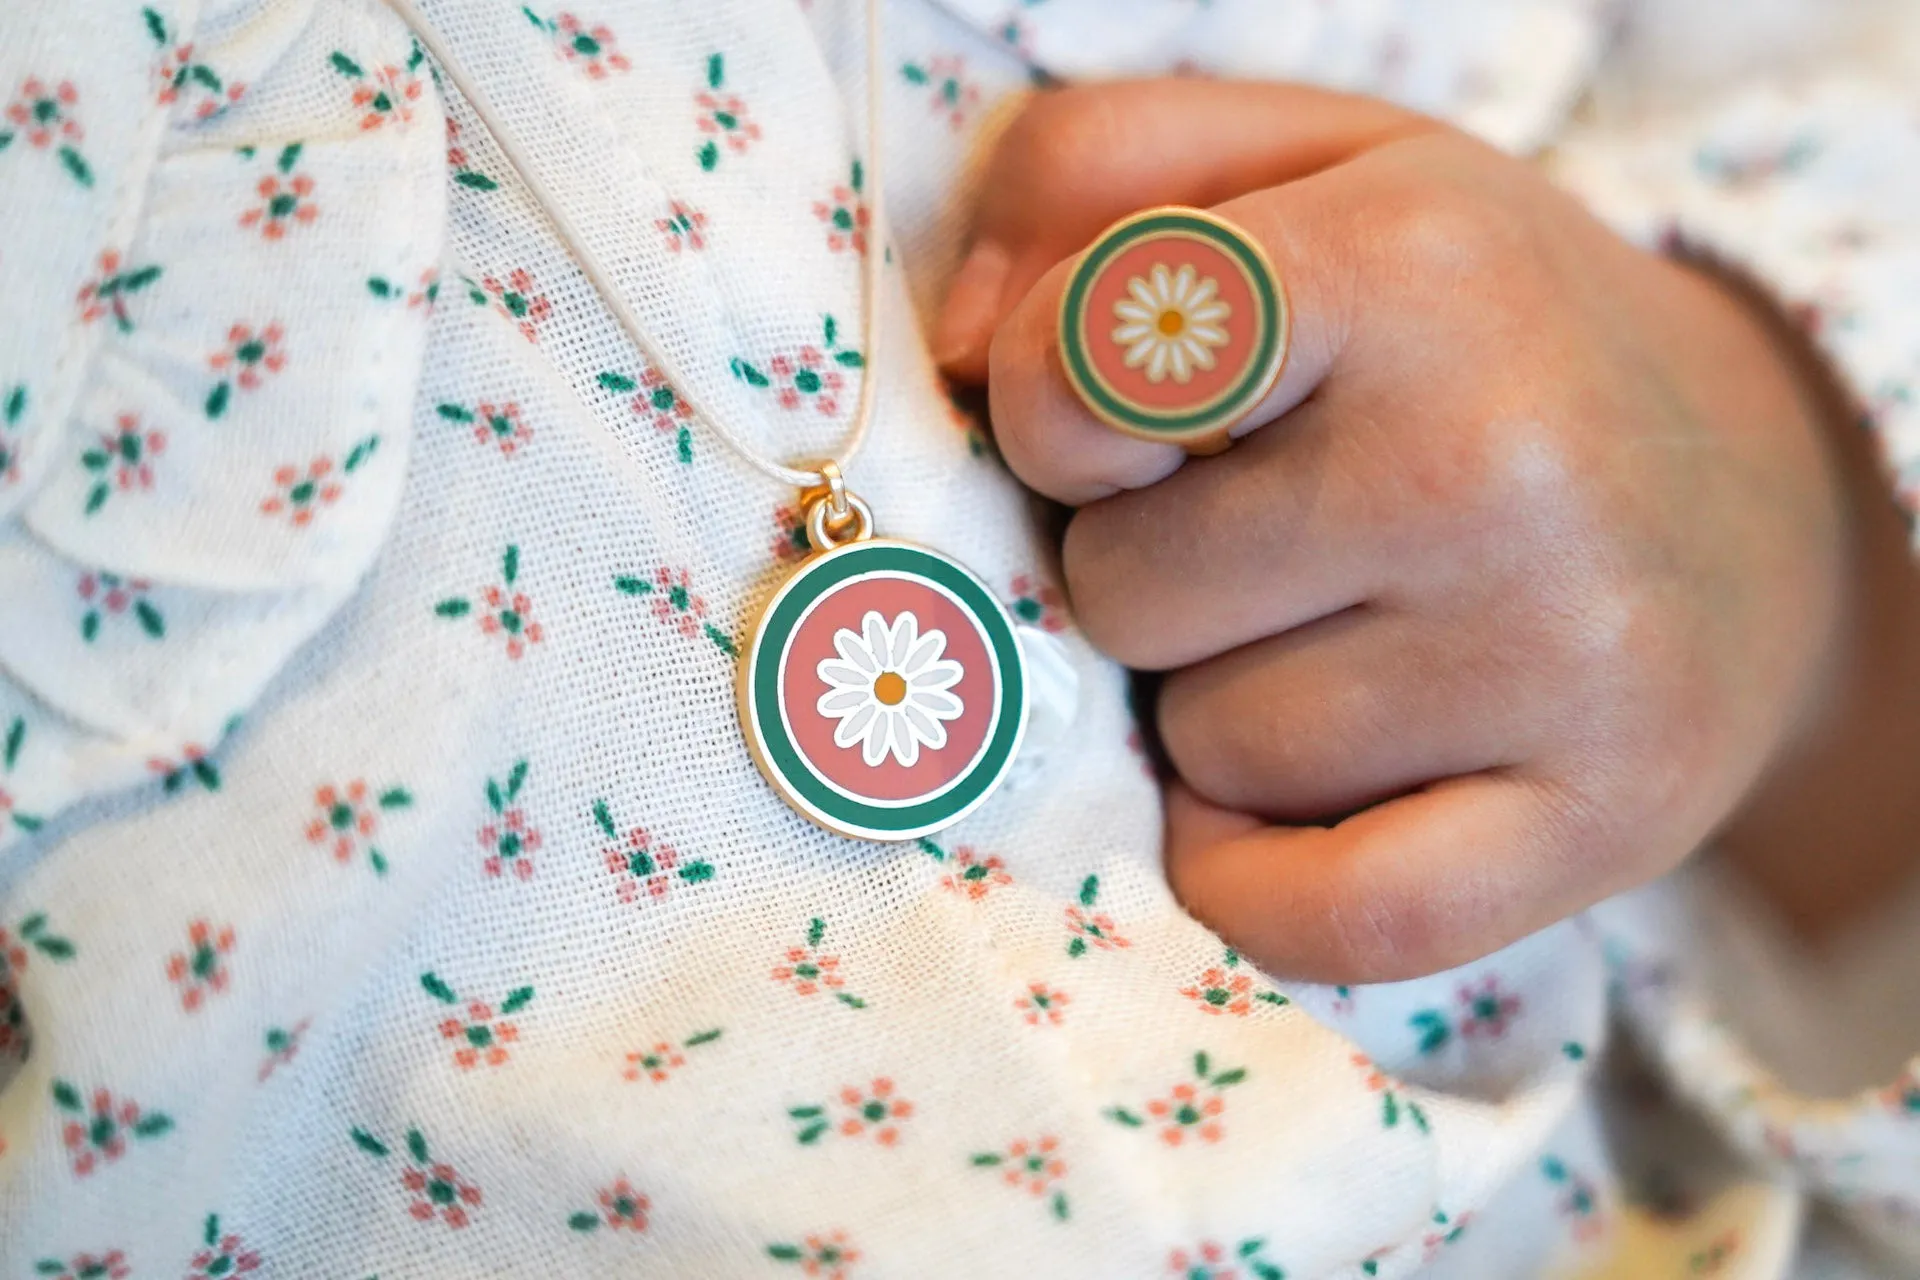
[379,0,888,491]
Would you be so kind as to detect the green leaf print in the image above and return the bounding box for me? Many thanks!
[144,6,168,42]
[706,54,724,90]
[350,1127,389,1157]
[597,371,637,392]
[1078,875,1098,907]
[330,52,364,78]
[406,1128,430,1164]
[455,171,499,190]
[4,716,22,770]
[1411,1009,1451,1055]
[60,147,91,187]
[277,142,302,173]
[5,384,24,423]
[729,357,769,387]
[421,972,458,1004]
[568,1211,599,1231]
[500,986,533,1014]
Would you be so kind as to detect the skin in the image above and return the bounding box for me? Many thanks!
[933,79,1920,983]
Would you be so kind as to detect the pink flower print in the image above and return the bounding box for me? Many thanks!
[835,1078,912,1146]
[694,55,760,169]
[605,827,679,902]
[476,401,532,456]
[75,251,162,331]
[481,269,550,342]
[1541,1155,1605,1243]
[1182,967,1254,1017]
[1009,574,1067,633]
[1110,1052,1246,1147]
[78,571,163,642]
[1064,905,1127,952]
[650,567,707,638]
[147,743,220,793]
[37,1252,131,1280]
[900,56,980,130]
[209,323,286,390]
[1065,877,1129,957]
[596,1176,649,1230]
[1166,1242,1231,1279]
[407,268,441,308]
[351,1126,482,1228]
[1147,1081,1225,1146]
[630,368,693,435]
[260,457,341,526]
[1352,1051,1429,1132]
[940,847,1012,901]
[306,779,411,874]
[80,415,164,515]
[258,1019,310,1081]
[478,760,539,879]
[53,1080,172,1177]
[562,1175,655,1235]
[402,1160,483,1228]
[5,77,80,148]
[4,77,91,182]
[1015,982,1068,1027]
[437,546,543,659]
[1457,974,1521,1039]
[1882,1069,1920,1117]
[552,13,630,78]
[813,179,869,255]
[352,63,423,130]
[770,503,811,563]
[165,919,236,1011]
[239,172,317,239]
[768,1230,860,1279]
[439,998,520,1069]
[770,348,845,416]
[152,15,245,121]
[188,1218,262,1278]
[770,919,863,1008]
[623,1042,684,1083]
[479,583,542,659]
[993,1135,1065,1198]
[657,199,707,251]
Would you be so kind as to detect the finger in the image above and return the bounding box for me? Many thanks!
[1061,389,1383,671]
[935,79,1426,380]
[1165,771,1614,983]
[1156,607,1532,823]
[987,148,1384,505]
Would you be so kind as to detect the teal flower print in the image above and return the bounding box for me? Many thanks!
[767,1231,860,1279]
[54,1080,172,1177]
[568,1175,649,1232]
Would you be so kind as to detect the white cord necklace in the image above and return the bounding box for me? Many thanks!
[381,0,1028,841]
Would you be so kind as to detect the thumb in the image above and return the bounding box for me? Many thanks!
[933,79,1424,381]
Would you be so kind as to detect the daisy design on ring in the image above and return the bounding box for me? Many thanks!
[1110,263,1231,384]
[816,611,964,768]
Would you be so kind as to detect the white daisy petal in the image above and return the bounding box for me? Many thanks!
[1167,341,1191,383]
[1124,337,1157,368]
[1187,323,1228,346]
[1111,321,1153,345]
[909,659,963,693]
[833,629,877,675]
[902,632,946,675]
[887,613,920,668]
[1191,300,1230,324]
[1149,264,1174,307]
[902,703,947,751]
[817,662,870,689]
[1147,343,1170,383]
[1171,264,1196,303]
[861,612,891,665]
[1187,277,1217,308]
[862,713,893,767]
[817,688,871,715]
[910,688,963,719]
[1181,337,1216,371]
[1113,299,1155,325]
[888,710,919,767]
[835,702,878,750]
[1127,278,1159,311]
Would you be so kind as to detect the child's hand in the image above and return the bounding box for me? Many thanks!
[938,81,1864,981]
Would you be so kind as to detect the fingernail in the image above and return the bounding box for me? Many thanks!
[933,240,1013,369]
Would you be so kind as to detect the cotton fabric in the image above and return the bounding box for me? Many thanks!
[2,0,1919,1276]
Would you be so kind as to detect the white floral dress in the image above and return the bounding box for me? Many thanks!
[3,0,1920,1276]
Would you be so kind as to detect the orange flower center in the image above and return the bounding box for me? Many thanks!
[873,672,907,706]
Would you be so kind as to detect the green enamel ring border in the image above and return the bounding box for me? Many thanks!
[1059,209,1285,438]
[742,540,1028,842]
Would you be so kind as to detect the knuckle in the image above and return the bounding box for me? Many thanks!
[997,87,1126,190]
[1371,177,1536,276]
[1060,508,1158,666]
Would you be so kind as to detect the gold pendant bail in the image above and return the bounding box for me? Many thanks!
[798,460,874,552]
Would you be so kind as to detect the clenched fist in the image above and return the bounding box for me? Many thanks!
[938,80,1920,982]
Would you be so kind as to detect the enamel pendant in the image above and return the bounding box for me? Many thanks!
[739,482,1028,841]
[1059,206,1289,447]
